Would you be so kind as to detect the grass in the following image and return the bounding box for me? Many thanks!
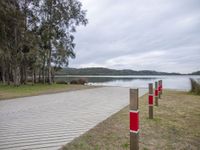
[62,90,200,150]
[0,83,95,100]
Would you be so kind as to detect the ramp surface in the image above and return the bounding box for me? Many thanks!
[0,87,147,150]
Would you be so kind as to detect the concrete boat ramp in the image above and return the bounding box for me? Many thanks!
[0,87,147,150]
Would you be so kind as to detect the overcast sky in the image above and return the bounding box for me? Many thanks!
[70,0,200,73]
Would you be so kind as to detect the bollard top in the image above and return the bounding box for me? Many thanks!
[130,88,138,94]
[148,83,153,94]
[130,88,139,110]
[155,81,158,88]
[149,83,153,86]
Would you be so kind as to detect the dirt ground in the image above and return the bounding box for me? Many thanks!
[62,90,200,150]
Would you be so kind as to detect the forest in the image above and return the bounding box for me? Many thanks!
[0,0,87,86]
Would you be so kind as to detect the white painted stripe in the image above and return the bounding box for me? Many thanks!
[149,104,153,106]
[129,110,139,113]
[130,129,139,134]
[148,94,154,96]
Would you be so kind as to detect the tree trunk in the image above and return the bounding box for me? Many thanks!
[20,63,26,84]
[13,24,20,86]
[42,54,46,84]
[34,67,36,83]
[51,68,55,83]
[17,66,20,86]
[24,67,27,84]
[6,63,10,85]
[32,70,34,85]
[20,65,24,84]
[13,66,20,86]
[47,42,52,84]
[1,58,6,84]
[2,69,6,84]
[47,2,53,85]
[47,58,52,84]
[39,68,41,83]
[24,58,27,84]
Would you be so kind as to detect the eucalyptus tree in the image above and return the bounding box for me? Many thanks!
[39,0,88,84]
[0,0,87,85]
[0,0,8,84]
[18,0,40,84]
[0,0,24,86]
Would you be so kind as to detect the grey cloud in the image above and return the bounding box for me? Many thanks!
[70,0,200,73]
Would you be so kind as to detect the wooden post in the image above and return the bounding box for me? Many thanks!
[148,83,153,119]
[155,81,158,106]
[130,89,139,150]
[160,80,163,95]
[158,80,161,99]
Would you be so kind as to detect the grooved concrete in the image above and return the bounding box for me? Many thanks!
[0,87,147,150]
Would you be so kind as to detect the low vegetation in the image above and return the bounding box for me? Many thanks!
[62,90,200,150]
[190,78,200,95]
[0,83,93,100]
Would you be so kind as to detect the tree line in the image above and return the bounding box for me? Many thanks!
[0,0,87,86]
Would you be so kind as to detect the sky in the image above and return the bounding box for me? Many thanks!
[69,0,200,73]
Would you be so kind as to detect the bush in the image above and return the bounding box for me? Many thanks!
[190,78,200,95]
[78,78,87,85]
[70,80,78,84]
[70,78,87,85]
[56,81,68,84]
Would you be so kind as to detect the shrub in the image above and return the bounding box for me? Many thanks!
[56,81,68,84]
[70,80,78,84]
[70,78,87,85]
[78,78,87,85]
[190,78,200,95]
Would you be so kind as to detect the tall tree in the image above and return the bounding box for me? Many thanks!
[19,0,40,84]
[0,0,87,85]
[39,0,88,84]
[0,0,24,86]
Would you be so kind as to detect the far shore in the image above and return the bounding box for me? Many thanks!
[55,74,200,77]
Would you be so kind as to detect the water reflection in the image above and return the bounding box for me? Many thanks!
[55,75,200,91]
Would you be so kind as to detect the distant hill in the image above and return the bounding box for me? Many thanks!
[190,71,200,75]
[56,67,182,75]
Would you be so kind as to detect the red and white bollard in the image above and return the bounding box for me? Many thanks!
[160,80,163,95]
[149,83,153,119]
[130,89,139,150]
[158,80,162,99]
[155,81,158,106]
[130,110,139,133]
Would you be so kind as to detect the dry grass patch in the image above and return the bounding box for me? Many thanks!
[62,90,200,150]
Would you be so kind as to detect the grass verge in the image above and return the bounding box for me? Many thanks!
[0,83,96,100]
[62,90,200,150]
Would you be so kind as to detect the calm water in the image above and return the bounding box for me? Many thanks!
[55,75,200,91]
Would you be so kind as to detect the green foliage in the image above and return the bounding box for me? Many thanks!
[0,0,87,85]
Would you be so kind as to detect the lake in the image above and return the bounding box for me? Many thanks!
[55,75,200,91]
